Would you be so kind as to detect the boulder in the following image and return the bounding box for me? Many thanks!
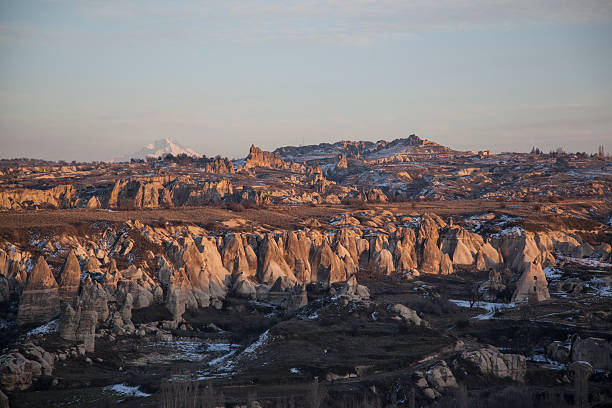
[0,352,33,391]
[0,345,54,391]
[546,341,570,363]
[337,275,370,300]
[426,361,457,392]
[461,345,526,382]
[571,336,612,370]
[391,304,424,326]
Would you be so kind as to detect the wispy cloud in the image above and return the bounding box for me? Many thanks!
[3,0,610,46]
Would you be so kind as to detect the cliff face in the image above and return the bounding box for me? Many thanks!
[0,185,77,210]
[3,209,605,332]
[244,145,305,172]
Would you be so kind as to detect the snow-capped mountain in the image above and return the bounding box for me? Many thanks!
[114,139,200,162]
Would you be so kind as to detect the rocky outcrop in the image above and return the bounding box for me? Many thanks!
[546,340,570,363]
[221,234,257,277]
[267,280,308,312]
[107,176,175,209]
[86,195,101,209]
[0,353,34,391]
[511,261,550,302]
[414,361,457,400]
[417,214,446,274]
[440,227,484,265]
[231,274,257,299]
[310,241,348,286]
[391,304,425,326]
[244,145,304,172]
[571,336,612,370]
[17,257,61,325]
[204,157,235,174]
[0,344,54,391]
[478,269,507,301]
[0,184,77,210]
[283,231,312,283]
[461,345,526,382]
[58,249,81,302]
[500,230,554,273]
[336,275,370,301]
[178,239,231,309]
[59,303,97,352]
[257,234,297,285]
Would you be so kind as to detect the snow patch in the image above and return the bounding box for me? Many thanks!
[243,330,269,354]
[544,267,563,280]
[104,383,151,397]
[449,300,517,320]
[26,319,58,337]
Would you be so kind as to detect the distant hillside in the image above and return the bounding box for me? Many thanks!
[274,134,454,162]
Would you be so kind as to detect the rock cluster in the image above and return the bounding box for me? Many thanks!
[415,361,457,400]
[0,344,54,391]
[244,145,304,172]
[461,345,526,382]
[570,336,612,370]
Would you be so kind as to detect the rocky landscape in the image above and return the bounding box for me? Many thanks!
[0,136,610,407]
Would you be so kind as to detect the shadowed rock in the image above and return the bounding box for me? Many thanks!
[17,257,60,326]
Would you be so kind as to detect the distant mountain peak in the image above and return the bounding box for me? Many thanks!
[114,139,200,162]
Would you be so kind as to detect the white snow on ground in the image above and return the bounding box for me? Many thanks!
[449,300,517,320]
[0,319,15,330]
[135,340,239,365]
[559,257,612,268]
[544,267,563,280]
[206,343,233,352]
[586,278,612,297]
[497,226,523,237]
[243,330,269,354]
[197,331,271,380]
[207,349,239,370]
[526,350,567,370]
[26,319,58,337]
[156,340,206,361]
[104,384,152,397]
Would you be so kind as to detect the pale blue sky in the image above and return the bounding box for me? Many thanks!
[1,0,611,161]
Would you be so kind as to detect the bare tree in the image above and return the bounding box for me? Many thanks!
[306,379,328,408]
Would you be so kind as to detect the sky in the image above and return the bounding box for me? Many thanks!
[0,0,611,161]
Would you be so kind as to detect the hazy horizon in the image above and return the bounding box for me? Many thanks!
[1,1,611,161]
